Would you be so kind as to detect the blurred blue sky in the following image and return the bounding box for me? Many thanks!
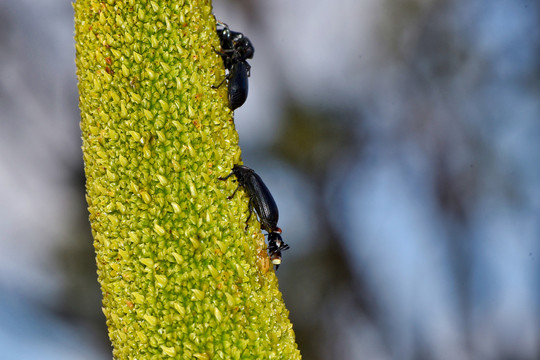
[1,0,539,359]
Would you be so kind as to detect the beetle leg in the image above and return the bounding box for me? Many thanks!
[212,76,228,89]
[218,171,234,181]
[218,171,241,199]
[213,45,234,57]
[226,184,241,200]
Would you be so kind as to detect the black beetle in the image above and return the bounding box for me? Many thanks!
[216,60,249,111]
[219,164,290,269]
[213,21,254,110]
[219,164,278,232]
[216,21,254,66]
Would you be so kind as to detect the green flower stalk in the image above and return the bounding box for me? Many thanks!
[74,0,301,358]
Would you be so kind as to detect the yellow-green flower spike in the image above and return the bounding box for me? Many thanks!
[74,0,301,359]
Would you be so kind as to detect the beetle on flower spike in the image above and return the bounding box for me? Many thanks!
[213,21,254,110]
[219,165,290,269]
